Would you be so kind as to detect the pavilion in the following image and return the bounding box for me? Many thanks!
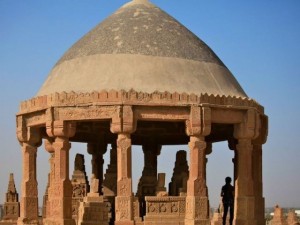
[16,0,268,225]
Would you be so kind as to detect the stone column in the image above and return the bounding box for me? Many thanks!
[110,105,135,225]
[185,135,210,225]
[233,110,261,225]
[115,133,134,225]
[45,121,76,225]
[88,141,107,193]
[137,142,161,198]
[185,106,211,225]
[233,139,256,225]
[252,142,265,225]
[18,141,39,225]
[44,139,55,220]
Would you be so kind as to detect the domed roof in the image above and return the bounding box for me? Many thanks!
[37,0,247,98]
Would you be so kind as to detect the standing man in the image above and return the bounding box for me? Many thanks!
[221,177,234,225]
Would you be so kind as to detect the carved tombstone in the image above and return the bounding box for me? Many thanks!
[270,205,288,225]
[286,210,300,225]
[71,154,89,222]
[169,150,189,196]
[77,176,109,225]
[1,173,20,223]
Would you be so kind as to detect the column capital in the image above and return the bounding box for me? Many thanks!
[17,126,42,147]
[87,140,108,155]
[142,140,162,156]
[44,138,55,153]
[46,120,76,138]
[110,105,136,134]
[234,109,260,140]
[186,106,211,137]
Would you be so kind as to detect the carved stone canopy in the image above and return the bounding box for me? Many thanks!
[17,90,267,148]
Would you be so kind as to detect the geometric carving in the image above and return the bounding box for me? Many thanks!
[144,196,186,225]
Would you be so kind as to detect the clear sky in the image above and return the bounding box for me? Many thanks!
[1,0,300,209]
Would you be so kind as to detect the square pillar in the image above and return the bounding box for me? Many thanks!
[185,136,210,225]
[115,133,134,225]
[18,142,39,225]
[233,139,256,225]
[252,143,265,225]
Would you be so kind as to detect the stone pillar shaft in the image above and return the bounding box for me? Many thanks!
[115,133,134,225]
[233,139,256,225]
[253,143,265,225]
[18,142,39,225]
[44,137,74,225]
[185,136,210,225]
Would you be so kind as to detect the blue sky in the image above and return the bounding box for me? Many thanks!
[0,0,300,208]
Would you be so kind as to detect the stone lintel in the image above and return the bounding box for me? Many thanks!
[111,105,136,134]
[186,106,211,137]
[234,109,260,140]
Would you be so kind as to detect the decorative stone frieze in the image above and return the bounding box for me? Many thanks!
[18,90,264,114]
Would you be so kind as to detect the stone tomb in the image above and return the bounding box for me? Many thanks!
[15,0,268,225]
[0,174,20,225]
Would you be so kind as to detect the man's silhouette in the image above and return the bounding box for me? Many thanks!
[220,177,234,225]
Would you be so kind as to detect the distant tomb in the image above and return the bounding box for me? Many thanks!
[71,154,90,222]
[0,173,19,225]
[169,150,189,196]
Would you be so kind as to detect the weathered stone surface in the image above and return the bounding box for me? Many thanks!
[15,1,268,225]
[270,205,287,225]
[77,178,110,225]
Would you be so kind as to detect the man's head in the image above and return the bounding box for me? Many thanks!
[225,176,232,184]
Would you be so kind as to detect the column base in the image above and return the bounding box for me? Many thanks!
[256,197,265,225]
[43,218,75,225]
[115,196,134,225]
[233,197,256,225]
[115,221,134,225]
[185,196,210,225]
[17,218,39,225]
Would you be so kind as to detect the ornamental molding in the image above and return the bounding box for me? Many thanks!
[18,89,264,115]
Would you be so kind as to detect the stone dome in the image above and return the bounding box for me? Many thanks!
[37,0,247,98]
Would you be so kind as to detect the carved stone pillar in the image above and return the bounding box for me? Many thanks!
[233,139,255,225]
[110,105,135,225]
[43,139,55,220]
[18,141,39,225]
[185,106,211,225]
[185,136,210,225]
[115,133,134,225]
[88,141,107,193]
[233,109,260,225]
[137,142,161,198]
[252,142,264,225]
[44,121,76,225]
